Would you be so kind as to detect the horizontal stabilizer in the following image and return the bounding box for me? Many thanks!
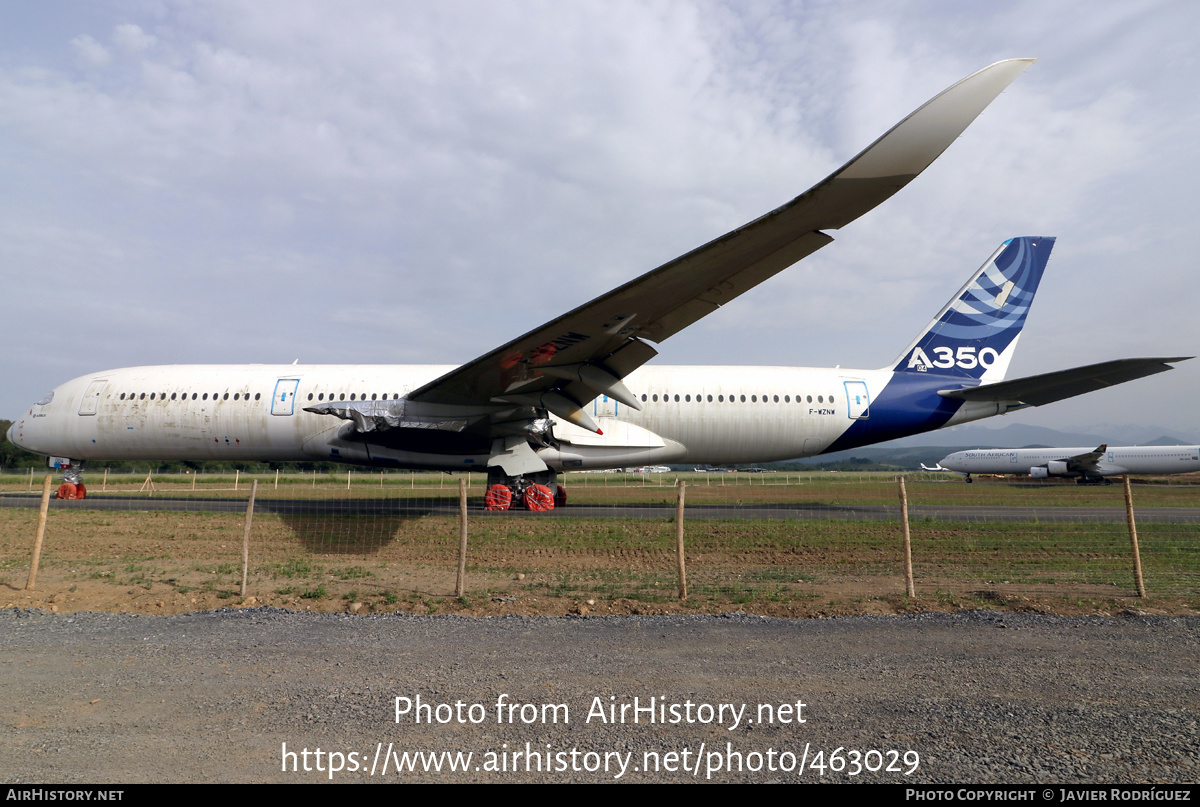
[937,357,1191,407]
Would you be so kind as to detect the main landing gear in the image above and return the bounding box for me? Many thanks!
[484,469,567,512]
[55,469,87,500]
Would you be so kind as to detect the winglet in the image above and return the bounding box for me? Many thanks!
[837,59,1036,183]
[804,58,1037,230]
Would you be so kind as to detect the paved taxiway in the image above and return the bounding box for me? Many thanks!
[3,493,1199,523]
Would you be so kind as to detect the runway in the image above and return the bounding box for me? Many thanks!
[3,492,1199,523]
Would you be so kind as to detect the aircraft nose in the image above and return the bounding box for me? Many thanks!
[8,419,26,451]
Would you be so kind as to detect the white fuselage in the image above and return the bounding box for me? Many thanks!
[8,363,924,470]
[940,446,1200,478]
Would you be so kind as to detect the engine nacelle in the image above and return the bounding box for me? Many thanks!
[1030,466,1050,478]
[1047,460,1070,476]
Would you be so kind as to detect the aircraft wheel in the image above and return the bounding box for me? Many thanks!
[55,482,78,500]
[553,484,567,508]
[75,483,87,499]
[484,484,513,511]
[524,484,554,511]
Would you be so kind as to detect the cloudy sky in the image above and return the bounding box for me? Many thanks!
[2,1,1197,440]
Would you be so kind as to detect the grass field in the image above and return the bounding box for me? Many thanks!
[2,472,1197,618]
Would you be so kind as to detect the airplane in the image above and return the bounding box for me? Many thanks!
[6,59,1190,510]
[938,444,1200,484]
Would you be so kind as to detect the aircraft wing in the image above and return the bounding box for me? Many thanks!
[937,357,1191,407]
[1064,444,1108,475]
[406,59,1036,426]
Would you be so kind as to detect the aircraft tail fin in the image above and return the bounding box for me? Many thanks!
[891,236,1054,381]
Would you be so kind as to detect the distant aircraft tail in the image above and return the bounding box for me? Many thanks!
[891,236,1054,382]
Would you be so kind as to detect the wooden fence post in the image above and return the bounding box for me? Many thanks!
[241,480,257,598]
[1123,476,1147,597]
[456,477,469,597]
[899,476,915,597]
[676,480,688,600]
[25,475,53,591]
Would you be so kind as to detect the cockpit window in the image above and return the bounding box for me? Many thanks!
[35,391,54,406]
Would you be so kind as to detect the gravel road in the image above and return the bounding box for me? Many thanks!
[2,609,1197,783]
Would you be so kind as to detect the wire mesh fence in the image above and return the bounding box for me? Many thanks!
[2,469,1197,614]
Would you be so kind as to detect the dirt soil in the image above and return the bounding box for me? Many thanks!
[5,554,1194,621]
[2,507,1196,619]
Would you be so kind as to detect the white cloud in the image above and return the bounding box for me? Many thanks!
[113,23,157,52]
[70,33,111,67]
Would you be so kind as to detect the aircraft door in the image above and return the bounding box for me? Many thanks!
[844,381,870,419]
[78,379,108,416]
[271,378,301,416]
[593,394,618,418]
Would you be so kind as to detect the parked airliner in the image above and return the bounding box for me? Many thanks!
[7,60,1189,509]
[939,445,1200,484]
